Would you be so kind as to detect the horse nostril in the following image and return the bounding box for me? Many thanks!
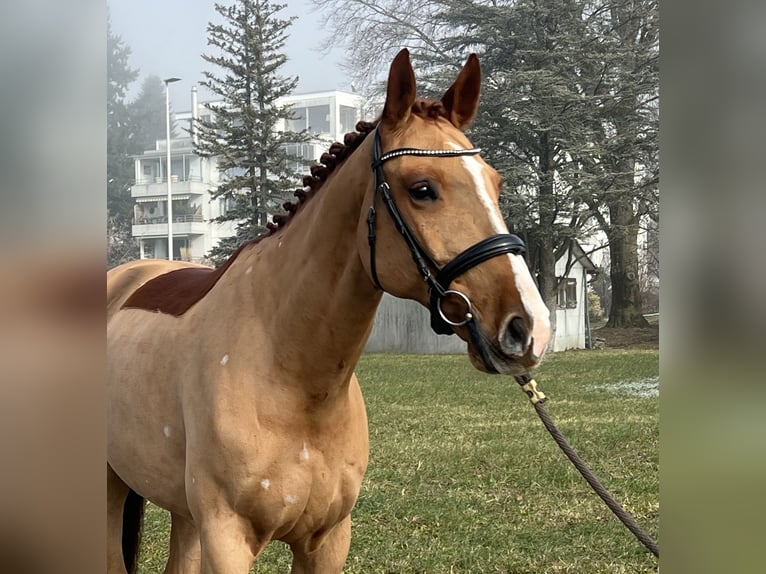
[502,316,529,356]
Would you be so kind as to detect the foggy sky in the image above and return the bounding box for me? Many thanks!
[109,0,350,111]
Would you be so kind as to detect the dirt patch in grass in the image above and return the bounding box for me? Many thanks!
[592,324,659,349]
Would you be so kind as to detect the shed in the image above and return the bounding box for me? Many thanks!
[552,241,598,351]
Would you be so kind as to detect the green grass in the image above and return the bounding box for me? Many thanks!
[139,349,659,573]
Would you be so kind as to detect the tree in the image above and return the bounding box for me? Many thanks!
[441,0,600,334]
[314,0,659,331]
[107,10,139,267]
[576,0,658,327]
[314,0,601,338]
[127,75,175,154]
[195,0,309,264]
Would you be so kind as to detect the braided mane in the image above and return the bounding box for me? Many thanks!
[263,119,377,237]
[120,102,448,316]
[261,99,448,241]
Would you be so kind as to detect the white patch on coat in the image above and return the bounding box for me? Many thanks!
[220,354,229,366]
[191,476,196,484]
[245,266,252,275]
[260,479,270,490]
[300,442,310,462]
[162,425,171,438]
[284,494,298,504]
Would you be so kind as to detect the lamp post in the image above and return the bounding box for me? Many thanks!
[164,77,181,260]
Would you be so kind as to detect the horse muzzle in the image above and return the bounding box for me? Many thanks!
[464,315,544,376]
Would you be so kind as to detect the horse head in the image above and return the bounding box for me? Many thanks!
[357,49,552,375]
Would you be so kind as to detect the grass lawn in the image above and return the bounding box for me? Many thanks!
[138,349,659,573]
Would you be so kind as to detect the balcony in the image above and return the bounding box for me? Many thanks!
[132,214,207,237]
[131,175,209,199]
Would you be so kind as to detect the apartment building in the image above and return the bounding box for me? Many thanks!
[131,88,366,262]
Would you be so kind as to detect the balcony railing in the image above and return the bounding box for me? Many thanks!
[134,175,203,185]
[134,214,205,225]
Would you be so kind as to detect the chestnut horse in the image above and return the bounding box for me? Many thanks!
[107,49,551,574]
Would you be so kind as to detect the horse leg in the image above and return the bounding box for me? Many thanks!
[163,513,201,574]
[197,512,265,574]
[107,464,141,574]
[289,514,352,574]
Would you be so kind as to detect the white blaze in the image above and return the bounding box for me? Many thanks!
[458,152,551,357]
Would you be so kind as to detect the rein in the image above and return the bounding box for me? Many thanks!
[367,128,526,335]
[514,374,660,558]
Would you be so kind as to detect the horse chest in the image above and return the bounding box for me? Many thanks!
[183,369,369,541]
[190,437,365,543]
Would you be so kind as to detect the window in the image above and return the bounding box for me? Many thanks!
[283,142,318,173]
[339,105,359,134]
[219,197,237,216]
[557,277,578,309]
[287,109,306,132]
[307,105,330,134]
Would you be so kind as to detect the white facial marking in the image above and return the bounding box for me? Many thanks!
[220,354,229,366]
[260,479,270,490]
[459,154,508,235]
[191,476,196,484]
[284,494,298,504]
[509,254,552,356]
[453,144,552,355]
[300,442,310,462]
[245,265,252,275]
[162,425,171,438]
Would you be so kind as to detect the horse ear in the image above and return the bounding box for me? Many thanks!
[382,49,416,125]
[441,53,481,130]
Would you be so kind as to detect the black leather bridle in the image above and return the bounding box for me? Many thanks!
[366,128,527,336]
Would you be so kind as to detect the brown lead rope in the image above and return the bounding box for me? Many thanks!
[514,374,660,558]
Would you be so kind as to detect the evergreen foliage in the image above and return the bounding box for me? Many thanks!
[314,0,659,328]
[128,75,176,154]
[107,11,139,267]
[195,0,309,264]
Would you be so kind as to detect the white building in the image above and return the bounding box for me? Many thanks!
[552,241,598,351]
[130,88,366,262]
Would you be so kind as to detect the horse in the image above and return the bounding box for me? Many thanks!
[107,49,552,574]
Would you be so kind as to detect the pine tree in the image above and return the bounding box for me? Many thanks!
[128,75,175,154]
[107,10,139,267]
[313,0,659,329]
[195,0,309,263]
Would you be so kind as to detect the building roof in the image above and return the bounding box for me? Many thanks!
[568,240,598,273]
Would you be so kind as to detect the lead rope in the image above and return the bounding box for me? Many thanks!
[514,374,660,558]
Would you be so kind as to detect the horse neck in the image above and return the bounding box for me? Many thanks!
[213,136,382,392]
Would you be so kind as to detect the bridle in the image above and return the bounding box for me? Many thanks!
[366,127,527,336]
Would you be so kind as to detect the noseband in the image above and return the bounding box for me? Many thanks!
[366,128,527,335]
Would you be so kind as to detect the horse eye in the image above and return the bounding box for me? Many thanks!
[408,183,437,201]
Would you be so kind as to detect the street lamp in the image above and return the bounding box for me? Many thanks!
[164,77,181,260]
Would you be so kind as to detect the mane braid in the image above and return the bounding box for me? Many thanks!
[214,101,445,268]
[121,104,444,317]
[228,120,379,262]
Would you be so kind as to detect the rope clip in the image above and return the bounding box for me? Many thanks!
[520,378,547,405]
